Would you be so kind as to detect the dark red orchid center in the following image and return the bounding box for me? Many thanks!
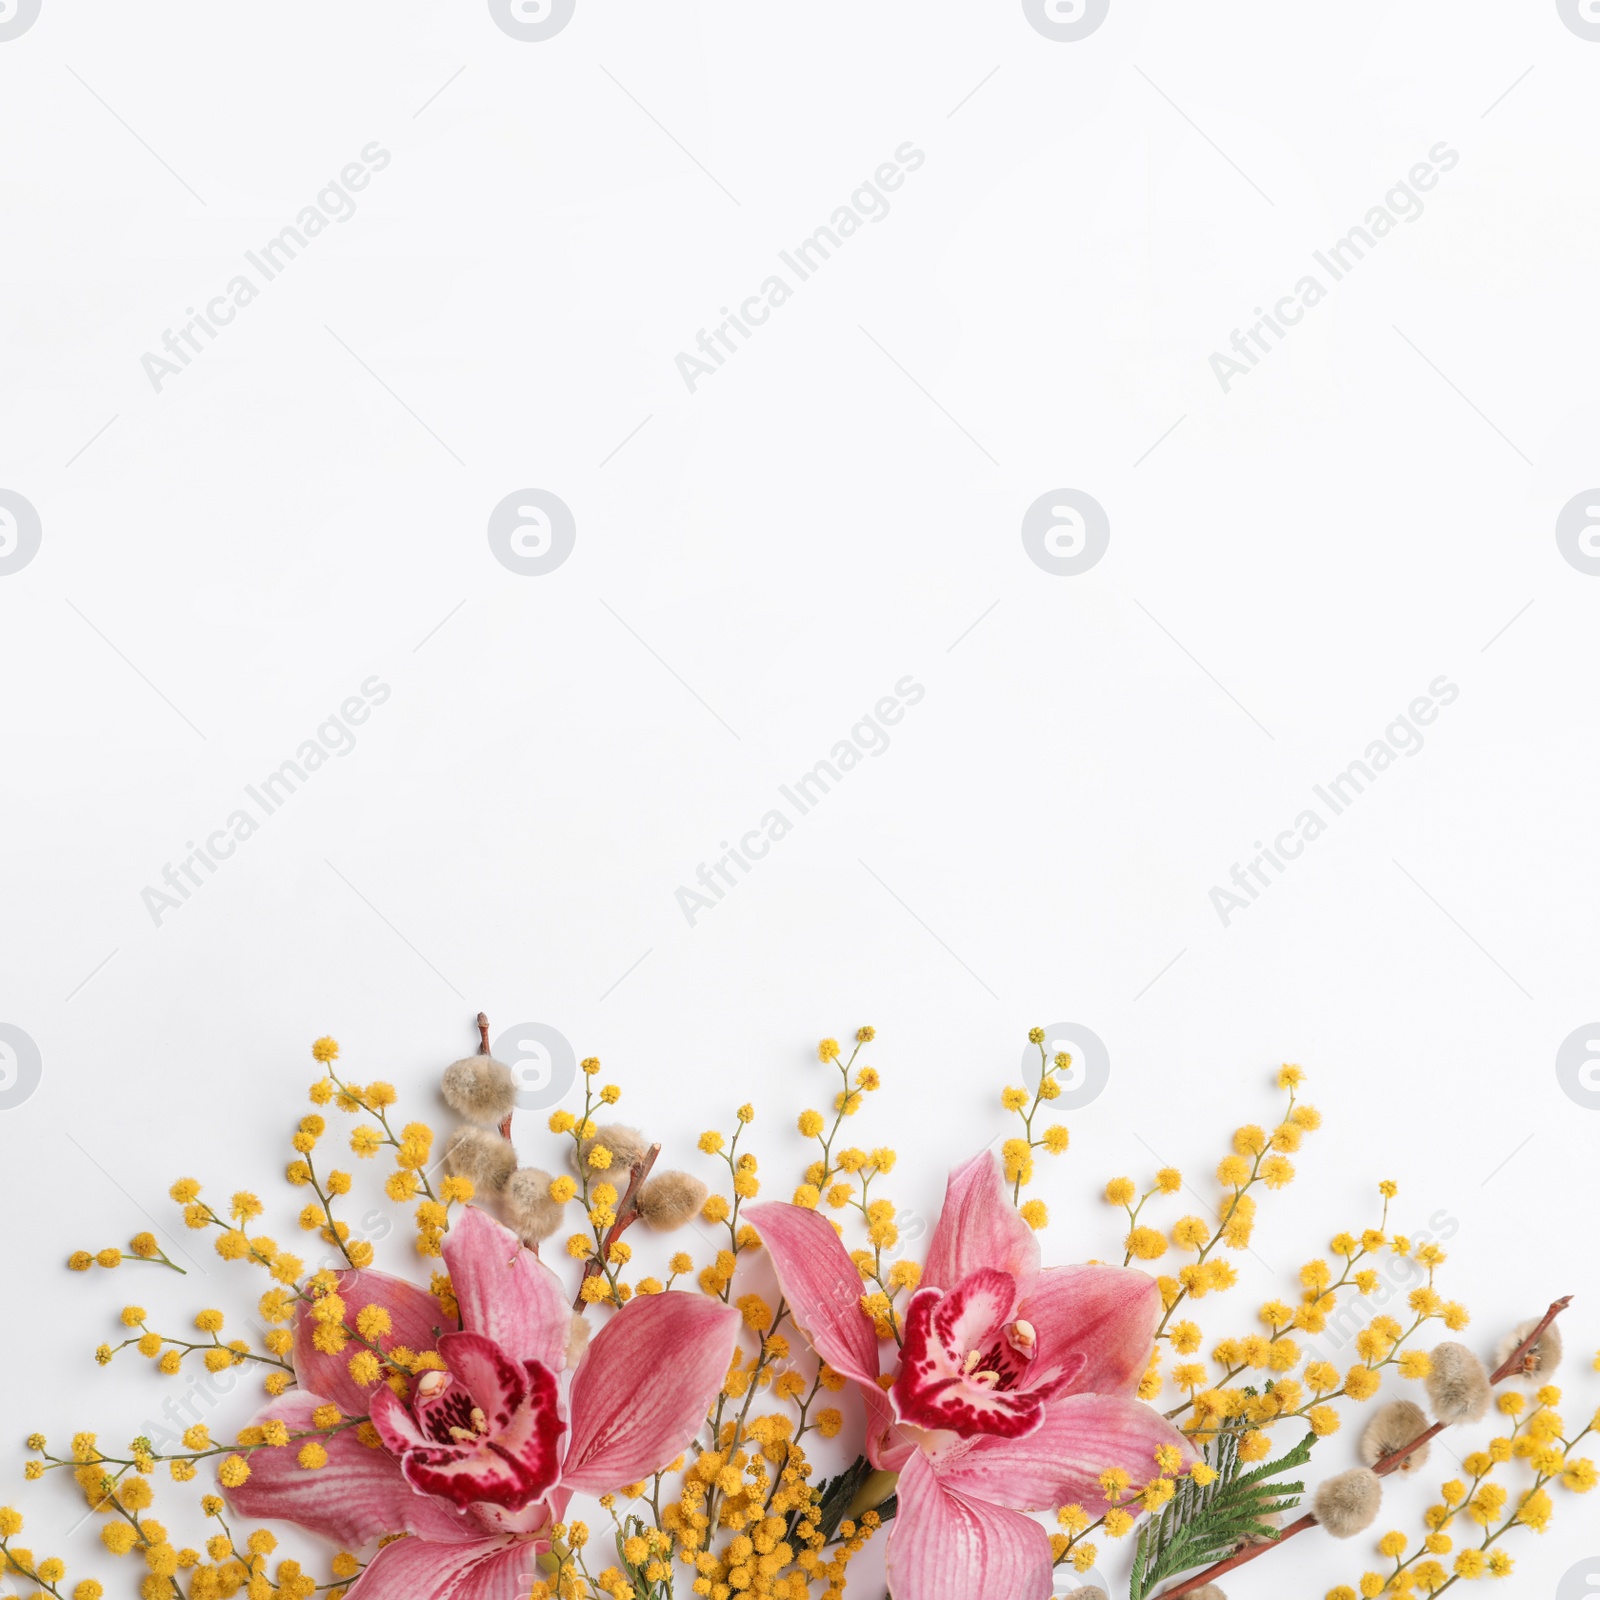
[414,1369,492,1445]
[371,1330,566,1513]
[892,1269,1084,1440]
[959,1316,1038,1392]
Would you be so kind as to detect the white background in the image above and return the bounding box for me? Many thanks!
[3,2,1600,1596]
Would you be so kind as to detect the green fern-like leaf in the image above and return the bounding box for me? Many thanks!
[1128,1428,1317,1600]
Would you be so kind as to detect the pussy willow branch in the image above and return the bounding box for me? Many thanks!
[1158,1296,1572,1600]
[572,1141,662,1311]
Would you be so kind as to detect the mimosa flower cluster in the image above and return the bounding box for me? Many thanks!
[3,1025,1592,1600]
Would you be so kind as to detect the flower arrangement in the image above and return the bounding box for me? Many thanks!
[3,1020,1593,1600]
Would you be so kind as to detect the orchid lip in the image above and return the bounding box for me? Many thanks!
[890,1271,1053,1439]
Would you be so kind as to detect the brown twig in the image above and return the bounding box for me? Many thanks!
[1157,1296,1572,1599]
[475,1011,517,1143]
[572,1141,661,1310]
[1485,1295,1571,1382]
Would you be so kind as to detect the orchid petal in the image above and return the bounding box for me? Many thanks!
[473,1489,566,1538]
[348,1534,548,1600]
[370,1382,431,1456]
[1015,1263,1162,1399]
[885,1450,1053,1600]
[852,1371,910,1474]
[922,1152,1040,1297]
[933,1392,1199,1515]
[747,1202,905,1467]
[869,1408,919,1473]
[222,1392,481,1547]
[746,1201,881,1389]
[561,1292,740,1494]
[443,1206,571,1373]
[294,1269,452,1417]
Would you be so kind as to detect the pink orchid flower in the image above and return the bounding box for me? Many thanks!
[226,1206,740,1598]
[750,1152,1196,1600]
